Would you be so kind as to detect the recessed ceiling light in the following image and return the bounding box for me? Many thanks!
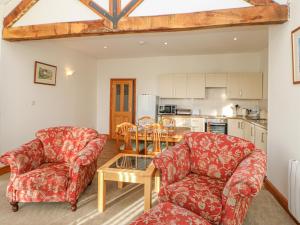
[164,42,168,46]
[103,46,108,49]
[139,40,145,45]
[233,37,238,41]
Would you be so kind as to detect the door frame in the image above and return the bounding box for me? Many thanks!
[109,78,136,138]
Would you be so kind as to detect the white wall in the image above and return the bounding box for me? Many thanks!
[0,41,98,154]
[0,3,4,166]
[268,1,300,197]
[97,52,263,134]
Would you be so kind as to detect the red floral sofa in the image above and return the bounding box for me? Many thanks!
[0,126,107,212]
[148,132,267,225]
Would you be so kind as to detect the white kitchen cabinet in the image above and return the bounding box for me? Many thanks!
[159,74,205,99]
[243,121,255,143]
[228,119,244,138]
[242,73,263,99]
[190,118,205,132]
[255,126,267,152]
[173,117,191,128]
[205,73,227,87]
[173,74,187,98]
[158,74,173,98]
[227,73,263,99]
[187,74,206,98]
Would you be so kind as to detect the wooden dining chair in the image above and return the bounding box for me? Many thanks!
[137,116,155,127]
[145,123,169,155]
[115,122,144,154]
[161,117,176,134]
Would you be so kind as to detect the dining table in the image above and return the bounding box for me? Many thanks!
[131,127,191,143]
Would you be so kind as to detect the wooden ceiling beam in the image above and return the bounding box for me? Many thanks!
[2,20,110,41]
[117,3,287,32]
[4,0,39,28]
[3,3,288,41]
[245,0,274,6]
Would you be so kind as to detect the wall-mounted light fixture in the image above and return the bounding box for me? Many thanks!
[65,68,75,77]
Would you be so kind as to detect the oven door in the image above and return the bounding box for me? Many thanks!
[206,123,228,134]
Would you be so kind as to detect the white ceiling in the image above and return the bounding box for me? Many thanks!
[47,26,268,59]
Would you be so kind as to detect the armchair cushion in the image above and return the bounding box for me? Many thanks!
[153,143,191,186]
[185,132,255,181]
[13,163,69,202]
[159,174,225,224]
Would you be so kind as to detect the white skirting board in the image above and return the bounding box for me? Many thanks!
[288,159,300,223]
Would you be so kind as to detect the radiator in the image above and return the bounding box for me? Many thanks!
[288,159,300,222]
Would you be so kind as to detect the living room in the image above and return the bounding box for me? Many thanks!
[0,0,299,225]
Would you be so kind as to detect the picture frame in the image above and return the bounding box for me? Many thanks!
[292,27,300,84]
[34,61,57,86]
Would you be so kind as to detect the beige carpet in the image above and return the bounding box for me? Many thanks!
[0,171,296,225]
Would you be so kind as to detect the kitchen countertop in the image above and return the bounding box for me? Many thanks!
[159,114,268,130]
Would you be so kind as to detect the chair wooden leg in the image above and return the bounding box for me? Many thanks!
[10,202,19,212]
[70,201,77,212]
[88,180,93,186]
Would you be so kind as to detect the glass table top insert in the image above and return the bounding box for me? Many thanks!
[109,156,153,171]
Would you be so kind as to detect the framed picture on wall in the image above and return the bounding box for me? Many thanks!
[292,27,300,84]
[34,61,57,86]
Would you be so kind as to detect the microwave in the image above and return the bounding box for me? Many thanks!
[159,105,177,115]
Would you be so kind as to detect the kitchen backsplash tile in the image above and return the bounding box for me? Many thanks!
[160,88,267,116]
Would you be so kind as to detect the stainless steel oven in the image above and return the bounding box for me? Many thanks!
[159,105,177,115]
[206,118,228,134]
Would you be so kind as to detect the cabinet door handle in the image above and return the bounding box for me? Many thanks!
[261,133,264,143]
[251,127,253,137]
[238,122,240,129]
[240,90,242,97]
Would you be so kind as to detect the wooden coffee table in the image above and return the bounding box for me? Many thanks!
[97,153,160,213]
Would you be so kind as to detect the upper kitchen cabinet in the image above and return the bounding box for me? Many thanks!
[159,74,205,99]
[205,73,227,88]
[187,74,206,98]
[173,74,188,98]
[227,73,263,99]
[158,74,174,98]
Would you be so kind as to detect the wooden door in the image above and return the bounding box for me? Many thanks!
[110,79,136,138]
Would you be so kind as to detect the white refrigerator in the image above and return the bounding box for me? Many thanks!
[137,95,159,122]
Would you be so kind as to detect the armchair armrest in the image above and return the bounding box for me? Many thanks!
[221,149,267,225]
[0,139,44,175]
[153,143,191,186]
[69,134,108,167]
[67,134,107,203]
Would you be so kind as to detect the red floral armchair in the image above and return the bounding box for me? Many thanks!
[153,132,267,225]
[0,126,107,212]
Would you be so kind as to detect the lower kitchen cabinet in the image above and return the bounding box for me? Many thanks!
[228,119,267,153]
[190,118,205,132]
[243,121,255,143]
[255,126,267,153]
[228,119,244,138]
